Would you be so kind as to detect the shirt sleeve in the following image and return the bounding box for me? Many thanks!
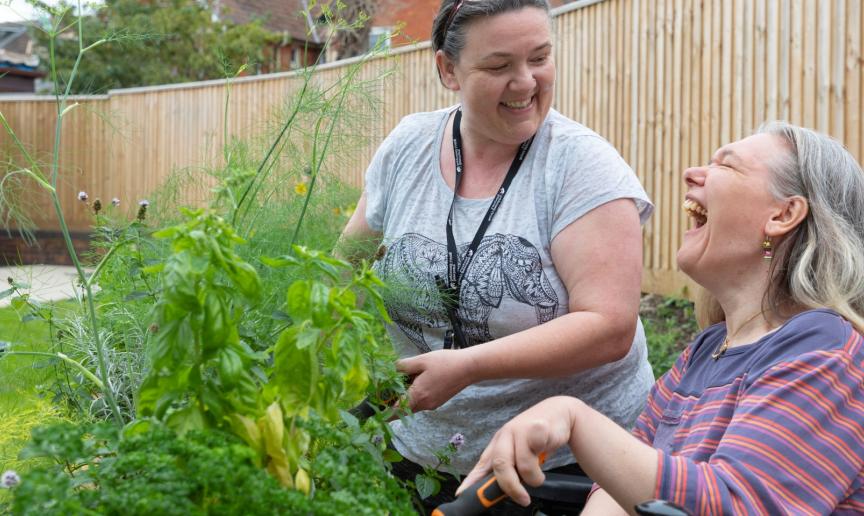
[654,335,864,514]
[363,134,392,232]
[549,134,653,241]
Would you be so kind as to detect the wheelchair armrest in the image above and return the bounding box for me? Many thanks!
[522,474,691,516]
[524,472,594,504]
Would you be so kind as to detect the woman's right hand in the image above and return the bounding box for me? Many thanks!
[456,396,583,507]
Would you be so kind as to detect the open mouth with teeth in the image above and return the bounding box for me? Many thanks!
[683,199,708,227]
[501,96,534,109]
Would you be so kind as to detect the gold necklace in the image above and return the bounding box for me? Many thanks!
[712,310,765,360]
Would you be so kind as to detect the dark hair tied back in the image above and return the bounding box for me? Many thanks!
[443,0,465,40]
[432,0,551,60]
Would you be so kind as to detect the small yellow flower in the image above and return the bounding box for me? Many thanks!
[332,207,341,216]
[294,183,308,195]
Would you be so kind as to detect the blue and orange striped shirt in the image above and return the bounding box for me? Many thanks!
[634,309,864,514]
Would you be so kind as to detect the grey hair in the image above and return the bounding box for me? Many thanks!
[431,0,551,62]
[758,121,864,332]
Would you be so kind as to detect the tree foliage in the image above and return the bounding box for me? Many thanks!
[31,0,280,94]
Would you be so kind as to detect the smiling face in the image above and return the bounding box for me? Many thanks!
[436,7,555,148]
[677,133,793,289]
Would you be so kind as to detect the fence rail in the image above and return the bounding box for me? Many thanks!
[1,0,862,298]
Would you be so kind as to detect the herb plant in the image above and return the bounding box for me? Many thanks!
[0,1,418,512]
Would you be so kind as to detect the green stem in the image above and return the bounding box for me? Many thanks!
[3,351,105,390]
[0,112,50,187]
[50,193,122,425]
[85,238,132,289]
[290,63,361,246]
[41,1,124,426]
[223,74,232,164]
[233,79,310,230]
[133,226,158,300]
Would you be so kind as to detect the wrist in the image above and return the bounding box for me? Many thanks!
[564,396,588,453]
[459,345,486,384]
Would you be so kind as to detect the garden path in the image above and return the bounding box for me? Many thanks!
[0,265,84,307]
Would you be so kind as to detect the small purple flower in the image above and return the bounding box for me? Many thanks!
[77,191,88,202]
[1,470,20,488]
[111,197,120,207]
[371,435,384,445]
[449,432,465,449]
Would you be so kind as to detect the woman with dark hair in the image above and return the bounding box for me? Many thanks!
[340,1,654,511]
[460,123,864,514]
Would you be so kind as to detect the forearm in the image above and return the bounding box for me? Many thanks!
[334,192,382,263]
[457,396,658,513]
[581,488,628,516]
[461,309,637,381]
[566,398,658,515]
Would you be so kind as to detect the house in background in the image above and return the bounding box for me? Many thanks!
[214,0,585,72]
[0,22,44,93]
[212,0,585,73]
[215,0,324,72]
[369,0,437,49]
[373,0,581,50]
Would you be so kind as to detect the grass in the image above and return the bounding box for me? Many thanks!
[0,303,71,505]
[0,303,54,409]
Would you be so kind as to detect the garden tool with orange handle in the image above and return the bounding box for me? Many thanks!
[432,452,691,516]
[431,452,548,516]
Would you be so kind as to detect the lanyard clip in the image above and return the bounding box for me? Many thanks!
[443,329,455,350]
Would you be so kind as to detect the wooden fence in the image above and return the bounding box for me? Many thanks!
[0,0,862,298]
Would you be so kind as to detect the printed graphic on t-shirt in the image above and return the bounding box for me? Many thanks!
[375,233,559,352]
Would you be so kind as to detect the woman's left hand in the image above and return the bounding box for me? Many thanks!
[396,350,479,411]
[456,396,581,507]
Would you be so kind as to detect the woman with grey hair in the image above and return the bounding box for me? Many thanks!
[340,0,654,511]
[459,124,864,514]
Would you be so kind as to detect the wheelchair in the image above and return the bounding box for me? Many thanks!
[351,398,690,516]
[431,470,690,515]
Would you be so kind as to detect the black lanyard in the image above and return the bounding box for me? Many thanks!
[437,108,534,349]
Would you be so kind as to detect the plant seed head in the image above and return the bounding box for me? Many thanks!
[1,470,20,489]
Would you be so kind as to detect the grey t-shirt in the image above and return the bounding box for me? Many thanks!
[365,106,655,473]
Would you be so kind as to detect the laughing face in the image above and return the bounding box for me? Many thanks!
[436,7,555,147]
[677,133,792,288]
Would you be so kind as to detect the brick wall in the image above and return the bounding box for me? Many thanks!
[0,231,91,266]
[375,0,579,48]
